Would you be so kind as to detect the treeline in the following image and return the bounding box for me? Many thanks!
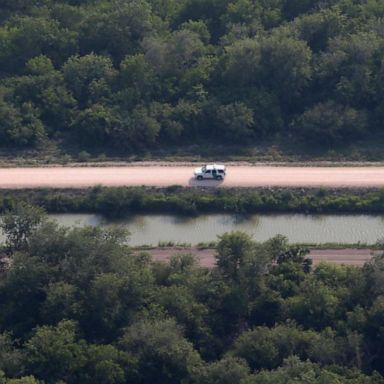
[1,204,384,383]
[1,0,384,153]
[1,186,384,216]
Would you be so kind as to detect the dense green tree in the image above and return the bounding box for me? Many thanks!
[0,213,383,382]
[79,344,132,384]
[284,278,340,330]
[0,373,40,384]
[0,96,45,147]
[25,320,86,382]
[290,8,347,52]
[316,31,383,107]
[118,54,156,107]
[0,15,77,72]
[62,54,116,107]
[293,101,366,146]
[0,333,24,377]
[119,318,202,384]
[191,356,250,384]
[70,104,117,146]
[243,356,384,384]
[40,282,79,324]
[258,34,312,104]
[0,0,383,152]
[0,203,45,253]
[78,0,155,61]
[216,102,254,141]
[154,284,212,355]
[111,106,161,149]
[230,323,318,370]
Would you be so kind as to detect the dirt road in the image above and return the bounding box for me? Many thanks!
[142,247,381,268]
[1,165,384,188]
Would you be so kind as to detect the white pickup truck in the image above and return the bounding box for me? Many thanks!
[194,164,226,180]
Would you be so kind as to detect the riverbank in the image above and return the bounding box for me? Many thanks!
[139,246,381,268]
[2,138,384,166]
[1,186,384,216]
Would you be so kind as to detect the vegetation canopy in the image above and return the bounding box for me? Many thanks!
[1,0,384,155]
[0,205,384,382]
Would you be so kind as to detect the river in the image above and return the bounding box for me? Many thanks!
[38,213,384,246]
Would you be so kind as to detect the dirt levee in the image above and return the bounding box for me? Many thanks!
[1,165,384,188]
[145,247,380,268]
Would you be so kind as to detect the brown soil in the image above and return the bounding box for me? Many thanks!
[1,165,384,188]
[140,247,381,268]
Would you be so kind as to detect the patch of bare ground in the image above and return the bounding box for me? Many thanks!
[138,247,382,268]
[2,165,384,188]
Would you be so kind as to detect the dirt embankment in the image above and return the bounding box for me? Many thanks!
[139,247,381,268]
[1,165,384,188]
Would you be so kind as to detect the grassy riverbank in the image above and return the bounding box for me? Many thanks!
[3,140,384,167]
[1,186,384,216]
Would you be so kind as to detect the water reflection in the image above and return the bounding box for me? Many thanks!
[39,213,384,246]
[1,213,381,246]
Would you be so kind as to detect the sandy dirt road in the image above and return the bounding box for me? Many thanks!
[1,165,384,188]
[143,247,381,268]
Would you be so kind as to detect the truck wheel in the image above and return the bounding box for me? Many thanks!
[197,175,203,180]
[216,175,223,180]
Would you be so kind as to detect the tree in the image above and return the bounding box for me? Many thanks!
[290,8,347,53]
[63,54,116,107]
[284,279,340,330]
[1,374,40,384]
[5,103,46,147]
[216,102,254,141]
[192,357,250,384]
[80,344,130,384]
[0,95,45,148]
[25,55,55,76]
[70,104,117,147]
[0,96,22,145]
[0,203,45,253]
[0,333,24,377]
[154,285,211,355]
[0,15,77,72]
[222,38,262,87]
[78,0,154,61]
[316,32,383,107]
[230,323,317,371]
[25,320,86,382]
[111,106,160,149]
[40,282,78,324]
[258,34,312,104]
[243,355,384,384]
[118,54,156,107]
[293,101,366,147]
[119,318,202,384]
[215,231,255,282]
[0,252,51,337]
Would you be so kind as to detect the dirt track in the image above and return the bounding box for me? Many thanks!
[143,247,381,268]
[1,165,384,188]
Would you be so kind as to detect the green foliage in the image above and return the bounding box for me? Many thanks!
[216,102,254,141]
[3,187,384,218]
[293,101,366,146]
[0,208,383,382]
[191,356,250,384]
[0,333,24,377]
[0,202,45,252]
[119,318,202,384]
[25,320,86,382]
[0,0,384,151]
[243,356,384,384]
